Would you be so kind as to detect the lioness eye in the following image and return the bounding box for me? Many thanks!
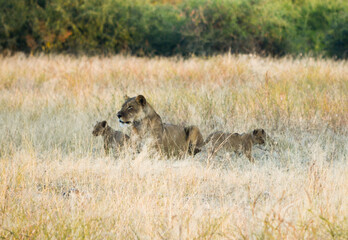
[127,106,133,110]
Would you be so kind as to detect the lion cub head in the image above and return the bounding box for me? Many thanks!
[117,95,147,124]
[251,128,266,145]
[92,120,107,136]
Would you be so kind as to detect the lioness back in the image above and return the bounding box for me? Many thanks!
[161,124,205,156]
[162,124,187,155]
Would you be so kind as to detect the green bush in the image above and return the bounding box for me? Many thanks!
[290,0,348,56]
[0,0,30,51]
[178,0,255,55]
[0,0,347,58]
[325,12,348,59]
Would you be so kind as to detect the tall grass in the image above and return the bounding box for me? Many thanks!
[0,54,347,239]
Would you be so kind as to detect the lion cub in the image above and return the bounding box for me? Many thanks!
[205,129,270,162]
[92,120,130,155]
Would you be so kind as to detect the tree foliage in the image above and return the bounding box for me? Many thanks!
[0,0,347,58]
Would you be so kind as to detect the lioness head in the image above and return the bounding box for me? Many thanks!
[252,129,266,145]
[92,120,107,136]
[117,95,147,124]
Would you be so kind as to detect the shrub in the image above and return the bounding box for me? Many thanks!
[0,0,347,58]
[325,12,348,59]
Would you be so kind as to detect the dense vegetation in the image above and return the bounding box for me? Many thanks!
[1,0,347,58]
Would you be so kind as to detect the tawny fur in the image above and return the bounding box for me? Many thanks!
[92,120,130,155]
[117,95,204,157]
[205,129,272,162]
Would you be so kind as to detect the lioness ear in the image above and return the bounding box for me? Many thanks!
[253,129,258,135]
[101,120,107,128]
[136,95,146,106]
[123,95,129,100]
[261,129,265,134]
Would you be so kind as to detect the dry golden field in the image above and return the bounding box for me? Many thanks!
[0,54,347,239]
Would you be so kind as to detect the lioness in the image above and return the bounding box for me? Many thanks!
[205,129,270,162]
[116,95,204,156]
[92,120,130,155]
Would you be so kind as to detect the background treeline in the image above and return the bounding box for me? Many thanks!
[1,0,347,58]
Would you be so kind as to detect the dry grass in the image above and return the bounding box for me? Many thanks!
[0,53,347,239]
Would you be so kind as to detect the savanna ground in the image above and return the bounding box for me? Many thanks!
[0,54,347,239]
